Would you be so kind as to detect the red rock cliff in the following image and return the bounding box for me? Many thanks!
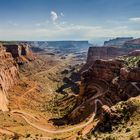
[67,59,140,123]
[0,44,19,111]
[3,43,34,65]
[87,46,129,65]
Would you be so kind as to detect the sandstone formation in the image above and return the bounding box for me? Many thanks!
[86,38,140,67]
[95,102,136,133]
[3,43,34,65]
[0,44,19,111]
[66,59,140,123]
[120,67,140,82]
[123,38,140,48]
[104,37,133,46]
[86,46,128,65]
[82,59,124,82]
[128,50,140,56]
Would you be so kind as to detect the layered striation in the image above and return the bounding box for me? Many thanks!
[67,58,140,123]
[3,43,35,65]
[0,44,19,111]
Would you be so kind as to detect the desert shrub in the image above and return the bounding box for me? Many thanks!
[25,134,31,138]
[138,130,140,137]
[105,135,116,140]
[126,128,131,133]
[129,135,135,140]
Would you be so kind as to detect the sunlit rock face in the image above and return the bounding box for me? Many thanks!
[86,46,128,65]
[3,43,34,65]
[120,67,140,82]
[67,58,140,123]
[0,44,19,111]
[82,59,124,82]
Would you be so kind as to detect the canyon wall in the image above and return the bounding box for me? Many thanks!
[67,59,140,123]
[123,38,140,50]
[104,37,133,46]
[86,46,129,65]
[87,38,140,65]
[0,44,19,111]
[3,43,34,64]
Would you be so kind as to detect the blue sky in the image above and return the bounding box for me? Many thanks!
[0,0,140,43]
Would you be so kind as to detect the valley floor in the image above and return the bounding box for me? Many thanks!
[0,53,140,140]
[0,53,92,140]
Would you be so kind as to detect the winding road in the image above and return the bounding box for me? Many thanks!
[9,54,110,139]
[10,80,109,138]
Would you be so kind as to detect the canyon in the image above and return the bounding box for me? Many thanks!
[0,38,139,140]
[0,42,34,112]
[86,38,140,66]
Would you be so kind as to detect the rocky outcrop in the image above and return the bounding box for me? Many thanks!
[83,59,124,82]
[86,46,129,65]
[0,44,19,111]
[95,101,137,133]
[120,67,140,82]
[123,38,140,49]
[86,38,140,67]
[3,43,34,65]
[128,50,140,56]
[104,37,133,46]
[66,58,140,124]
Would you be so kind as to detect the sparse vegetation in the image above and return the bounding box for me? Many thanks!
[129,135,135,140]
[126,128,131,133]
[118,56,140,67]
[104,135,116,140]
[137,130,140,137]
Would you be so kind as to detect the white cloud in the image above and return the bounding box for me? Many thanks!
[129,17,140,22]
[50,11,58,22]
[1,20,140,40]
[60,12,64,17]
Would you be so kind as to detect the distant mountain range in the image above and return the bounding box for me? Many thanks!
[25,41,92,54]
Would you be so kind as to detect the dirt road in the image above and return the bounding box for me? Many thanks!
[11,81,109,135]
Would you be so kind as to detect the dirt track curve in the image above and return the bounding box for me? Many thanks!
[10,80,109,136]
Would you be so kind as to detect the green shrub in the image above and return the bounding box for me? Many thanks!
[126,128,131,133]
[105,135,116,140]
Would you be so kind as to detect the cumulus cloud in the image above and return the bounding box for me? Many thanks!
[129,17,140,22]
[50,11,58,22]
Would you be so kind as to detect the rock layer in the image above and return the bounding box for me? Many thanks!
[86,46,128,65]
[104,37,133,46]
[120,67,140,82]
[67,59,140,123]
[0,44,19,111]
[3,43,34,64]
